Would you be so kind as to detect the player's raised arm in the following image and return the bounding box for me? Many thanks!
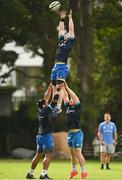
[63,87,69,104]
[58,10,67,36]
[44,83,52,103]
[68,10,75,37]
[64,82,79,104]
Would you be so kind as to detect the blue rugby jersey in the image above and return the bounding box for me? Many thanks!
[98,121,117,144]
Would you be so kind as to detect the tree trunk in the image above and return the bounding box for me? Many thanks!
[69,0,94,96]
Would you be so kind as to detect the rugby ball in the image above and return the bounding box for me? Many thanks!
[49,1,61,12]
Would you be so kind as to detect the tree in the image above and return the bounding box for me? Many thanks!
[93,0,122,127]
[69,0,94,95]
[1,0,122,140]
[0,0,58,83]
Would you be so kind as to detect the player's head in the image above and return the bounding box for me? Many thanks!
[50,94,59,108]
[104,112,111,122]
[60,32,71,42]
[65,33,71,40]
[37,99,47,108]
[59,31,71,42]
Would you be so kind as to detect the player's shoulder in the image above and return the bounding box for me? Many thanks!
[71,35,75,39]
[74,102,81,111]
[75,101,81,107]
[99,121,105,126]
[64,102,69,108]
[68,36,75,41]
[58,34,65,39]
[47,104,53,111]
[110,121,116,126]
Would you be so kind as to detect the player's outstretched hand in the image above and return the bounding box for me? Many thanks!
[68,10,72,18]
[59,10,67,19]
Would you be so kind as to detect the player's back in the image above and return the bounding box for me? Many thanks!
[38,106,52,134]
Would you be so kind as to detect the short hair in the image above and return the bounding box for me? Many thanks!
[37,99,45,108]
[50,94,59,108]
[104,112,111,116]
[53,94,59,101]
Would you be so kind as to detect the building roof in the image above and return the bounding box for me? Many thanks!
[3,41,44,67]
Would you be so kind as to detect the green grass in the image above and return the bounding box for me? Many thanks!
[0,159,122,180]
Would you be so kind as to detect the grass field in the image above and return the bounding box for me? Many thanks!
[0,159,122,180]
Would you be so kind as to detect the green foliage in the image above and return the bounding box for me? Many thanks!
[94,1,122,125]
[0,0,58,70]
[0,50,18,66]
[95,1,122,29]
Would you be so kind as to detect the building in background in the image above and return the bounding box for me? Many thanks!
[0,41,44,110]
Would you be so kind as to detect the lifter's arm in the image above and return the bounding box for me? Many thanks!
[63,87,69,104]
[44,83,52,103]
[65,82,79,104]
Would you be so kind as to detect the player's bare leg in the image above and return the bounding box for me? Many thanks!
[26,153,41,179]
[74,148,87,179]
[39,153,53,179]
[69,147,78,179]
